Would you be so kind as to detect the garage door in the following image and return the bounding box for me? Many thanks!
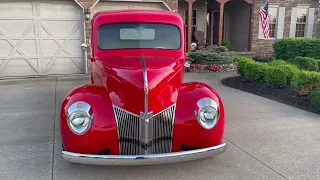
[0,1,86,78]
[93,1,170,14]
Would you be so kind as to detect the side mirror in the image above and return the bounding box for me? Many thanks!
[81,43,88,51]
[190,43,197,51]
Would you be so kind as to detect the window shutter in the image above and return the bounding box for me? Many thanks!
[258,7,264,39]
[276,7,285,39]
[289,7,297,37]
[306,8,315,38]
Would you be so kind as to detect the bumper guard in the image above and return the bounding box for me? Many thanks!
[62,143,227,166]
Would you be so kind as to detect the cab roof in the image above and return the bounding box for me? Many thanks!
[92,10,183,26]
[93,9,180,18]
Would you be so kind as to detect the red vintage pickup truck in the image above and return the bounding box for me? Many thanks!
[59,9,227,166]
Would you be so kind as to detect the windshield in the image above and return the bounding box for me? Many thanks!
[97,23,181,50]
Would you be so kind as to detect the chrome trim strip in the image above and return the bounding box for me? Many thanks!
[153,103,176,117]
[62,143,227,166]
[170,104,176,153]
[112,105,122,154]
[112,104,140,117]
[140,54,151,155]
[140,54,148,115]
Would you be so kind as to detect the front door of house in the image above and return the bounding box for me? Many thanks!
[211,11,219,46]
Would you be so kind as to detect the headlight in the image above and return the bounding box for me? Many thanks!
[195,98,219,130]
[67,101,93,135]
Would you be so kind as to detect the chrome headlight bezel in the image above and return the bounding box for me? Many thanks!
[195,98,219,130]
[67,101,94,135]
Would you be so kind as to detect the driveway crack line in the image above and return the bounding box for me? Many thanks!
[224,137,289,180]
[51,77,58,180]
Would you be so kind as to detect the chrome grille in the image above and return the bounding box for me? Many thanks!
[113,106,140,155]
[113,104,176,155]
[151,105,175,154]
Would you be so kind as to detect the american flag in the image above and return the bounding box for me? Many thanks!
[259,0,270,38]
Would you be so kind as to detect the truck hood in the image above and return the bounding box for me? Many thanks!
[99,55,185,115]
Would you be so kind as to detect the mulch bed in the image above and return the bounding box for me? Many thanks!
[221,75,320,115]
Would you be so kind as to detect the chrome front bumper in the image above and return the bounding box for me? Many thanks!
[62,143,227,166]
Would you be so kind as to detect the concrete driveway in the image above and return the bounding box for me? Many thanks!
[0,72,319,180]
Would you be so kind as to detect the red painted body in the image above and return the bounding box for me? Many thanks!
[60,10,225,155]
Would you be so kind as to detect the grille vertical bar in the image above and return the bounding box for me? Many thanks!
[113,104,176,155]
[113,106,141,155]
[151,105,176,154]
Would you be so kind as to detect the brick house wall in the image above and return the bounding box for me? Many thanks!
[252,0,319,59]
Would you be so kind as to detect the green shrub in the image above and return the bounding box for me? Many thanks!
[188,46,234,65]
[264,67,287,87]
[187,55,194,63]
[234,55,251,62]
[277,64,300,86]
[243,62,270,83]
[268,60,288,66]
[263,64,300,88]
[240,59,299,87]
[236,56,254,76]
[221,41,231,49]
[309,82,320,112]
[273,38,320,60]
[218,46,229,52]
[292,70,320,95]
[317,59,320,71]
[289,56,319,72]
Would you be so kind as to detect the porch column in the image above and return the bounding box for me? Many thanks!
[186,0,196,52]
[216,0,229,46]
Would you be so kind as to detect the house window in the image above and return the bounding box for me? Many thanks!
[185,9,197,42]
[295,7,308,37]
[258,4,285,40]
[268,7,279,38]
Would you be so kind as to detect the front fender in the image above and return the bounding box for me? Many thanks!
[60,84,120,155]
[172,82,225,152]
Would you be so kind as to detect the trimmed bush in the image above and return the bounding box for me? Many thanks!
[236,56,254,76]
[317,59,320,71]
[292,70,320,95]
[243,61,270,83]
[268,60,288,66]
[289,56,319,72]
[188,46,234,65]
[264,65,300,88]
[238,58,300,88]
[273,38,320,60]
[277,64,300,86]
[309,82,320,112]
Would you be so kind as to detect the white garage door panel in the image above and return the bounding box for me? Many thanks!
[0,2,33,17]
[93,1,169,14]
[0,1,85,78]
